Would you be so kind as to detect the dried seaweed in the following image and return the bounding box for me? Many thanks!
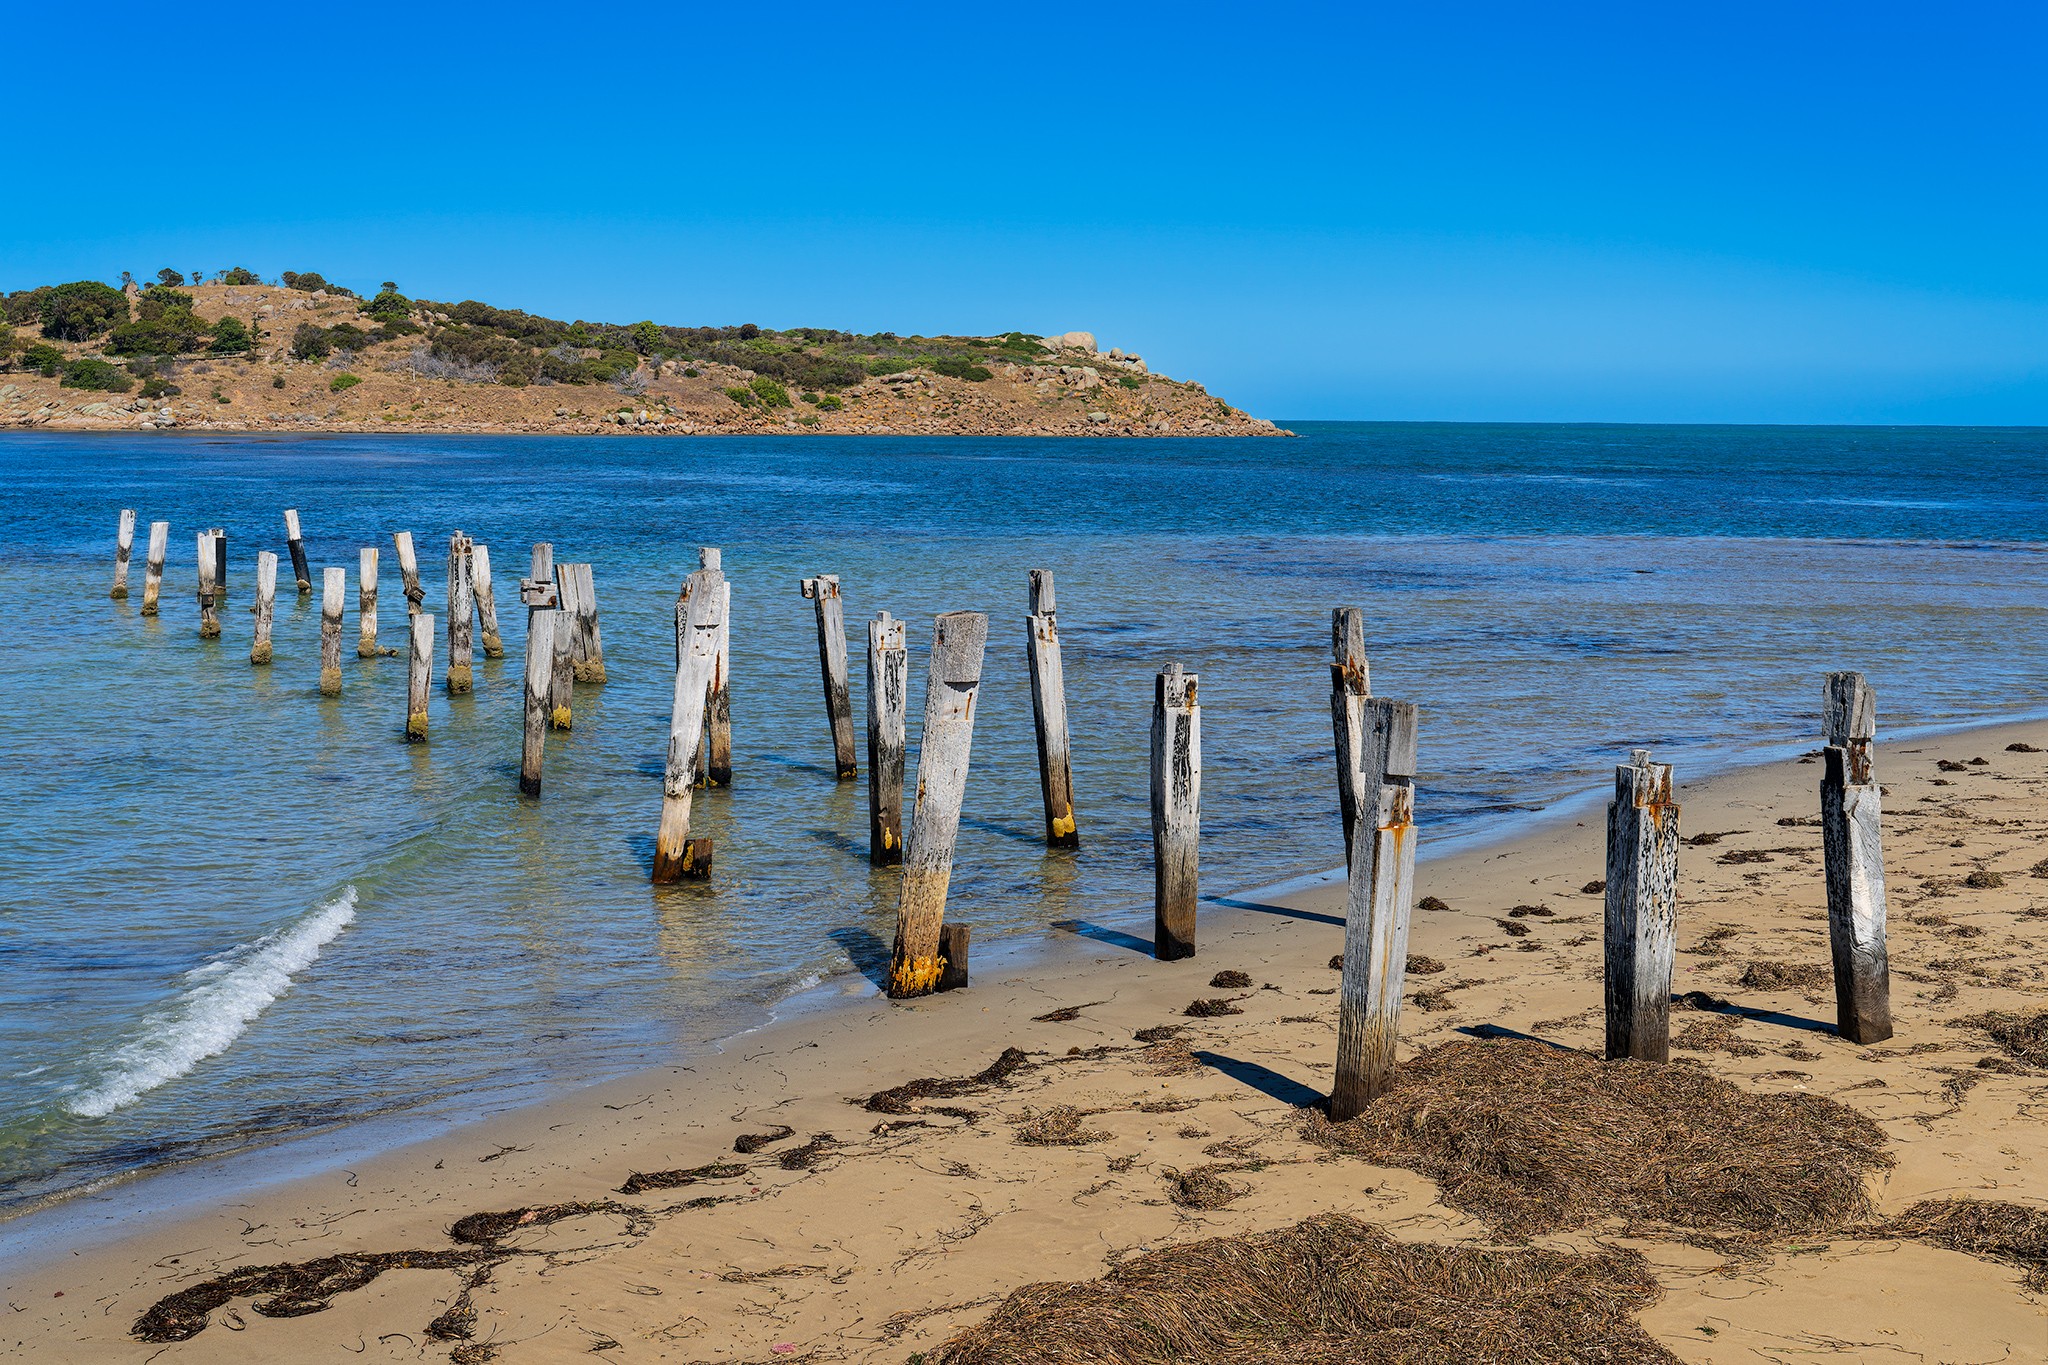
[1417,895,1451,911]
[863,1047,1034,1114]
[1013,1106,1111,1146]
[778,1134,836,1170]
[1859,1198,2048,1290]
[923,1213,1679,1364]
[1962,1008,2048,1066]
[1407,955,1446,975]
[734,1125,795,1154]
[1302,1038,1890,1239]
[1737,961,1832,992]
[1670,1016,1765,1058]
[619,1160,747,1194]
[1163,1164,1252,1210]
[1184,997,1245,1018]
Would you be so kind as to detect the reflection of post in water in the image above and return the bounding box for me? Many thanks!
[1035,826,1082,924]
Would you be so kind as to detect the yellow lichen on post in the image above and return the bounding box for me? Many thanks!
[406,712,429,743]
[551,705,572,730]
[1051,812,1077,840]
[890,955,945,998]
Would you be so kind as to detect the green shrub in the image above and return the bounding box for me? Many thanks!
[60,358,134,392]
[5,286,53,326]
[816,393,844,412]
[280,271,351,295]
[929,356,992,382]
[682,366,700,378]
[221,267,260,286]
[290,323,332,360]
[209,316,252,355]
[748,375,792,408]
[0,323,13,366]
[1118,374,1141,390]
[141,376,181,399]
[272,375,285,388]
[724,384,755,407]
[324,323,371,354]
[330,373,361,393]
[21,342,64,376]
[41,280,129,341]
[798,414,819,426]
[801,391,819,404]
[365,288,411,320]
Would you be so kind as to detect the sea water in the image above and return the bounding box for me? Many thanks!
[2,422,2045,1214]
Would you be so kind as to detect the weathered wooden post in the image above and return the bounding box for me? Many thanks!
[559,563,606,683]
[694,548,732,787]
[141,521,168,616]
[888,612,989,997]
[1025,569,1079,848]
[357,547,380,657]
[1329,607,1374,869]
[1330,699,1419,1119]
[250,551,278,665]
[866,610,908,867]
[211,527,228,599]
[799,574,858,779]
[284,508,312,594]
[654,561,727,881]
[195,531,221,638]
[406,613,434,742]
[1604,749,1681,1062]
[539,546,573,730]
[1822,672,1892,1043]
[318,566,345,693]
[471,544,504,658]
[392,530,424,617]
[446,533,475,695]
[519,580,559,797]
[1150,662,1202,960]
[111,509,136,598]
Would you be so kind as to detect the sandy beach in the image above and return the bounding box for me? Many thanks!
[7,721,2048,1362]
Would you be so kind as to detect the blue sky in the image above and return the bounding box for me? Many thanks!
[7,2,2043,423]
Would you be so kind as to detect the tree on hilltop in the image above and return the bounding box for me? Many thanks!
[157,268,186,287]
[41,281,130,341]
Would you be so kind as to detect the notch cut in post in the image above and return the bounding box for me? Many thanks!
[559,563,606,684]
[867,610,908,867]
[800,574,858,779]
[1604,749,1681,1063]
[520,608,557,797]
[888,611,990,997]
[111,508,135,598]
[1328,607,1374,869]
[318,565,346,694]
[1150,661,1201,961]
[392,530,424,617]
[472,544,504,658]
[1330,698,1419,1119]
[654,561,727,881]
[284,508,312,594]
[250,551,278,664]
[1821,671,1891,1044]
[358,547,381,657]
[1026,569,1079,848]
[406,613,434,742]
[195,531,221,638]
[446,533,475,695]
[141,521,169,616]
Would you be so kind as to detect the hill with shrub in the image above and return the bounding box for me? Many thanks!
[0,269,1285,437]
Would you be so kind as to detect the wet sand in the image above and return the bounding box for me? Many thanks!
[7,723,2048,1362]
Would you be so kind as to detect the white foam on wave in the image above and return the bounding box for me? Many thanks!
[65,888,358,1119]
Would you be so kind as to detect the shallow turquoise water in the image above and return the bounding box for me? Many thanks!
[3,421,2046,1211]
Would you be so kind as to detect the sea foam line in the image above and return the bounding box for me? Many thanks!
[65,888,358,1119]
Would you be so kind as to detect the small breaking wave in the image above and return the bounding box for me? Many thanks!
[65,889,358,1119]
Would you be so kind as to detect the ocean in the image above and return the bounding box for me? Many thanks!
[2,421,2045,1216]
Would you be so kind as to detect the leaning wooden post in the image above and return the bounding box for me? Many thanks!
[211,527,228,599]
[1329,607,1374,869]
[561,563,606,683]
[694,548,733,787]
[654,562,727,881]
[250,551,278,665]
[888,612,990,997]
[1150,662,1202,960]
[111,509,136,598]
[284,508,312,594]
[867,610,908,867]
[799,574,858,779]
[392,530,424,617]
[471,544,504,658]
[1822,672,1892,1043]
[357,547,380,657]
[1026,569,1079,848]
[141,521,169,616]
[446,533,475,695]
[1331,699,1419,1119]
[1604,749,1681,1062]
[195,531,221,638]
[405,613,434,742]
[519,589,559,797]
[317,566,345,693]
